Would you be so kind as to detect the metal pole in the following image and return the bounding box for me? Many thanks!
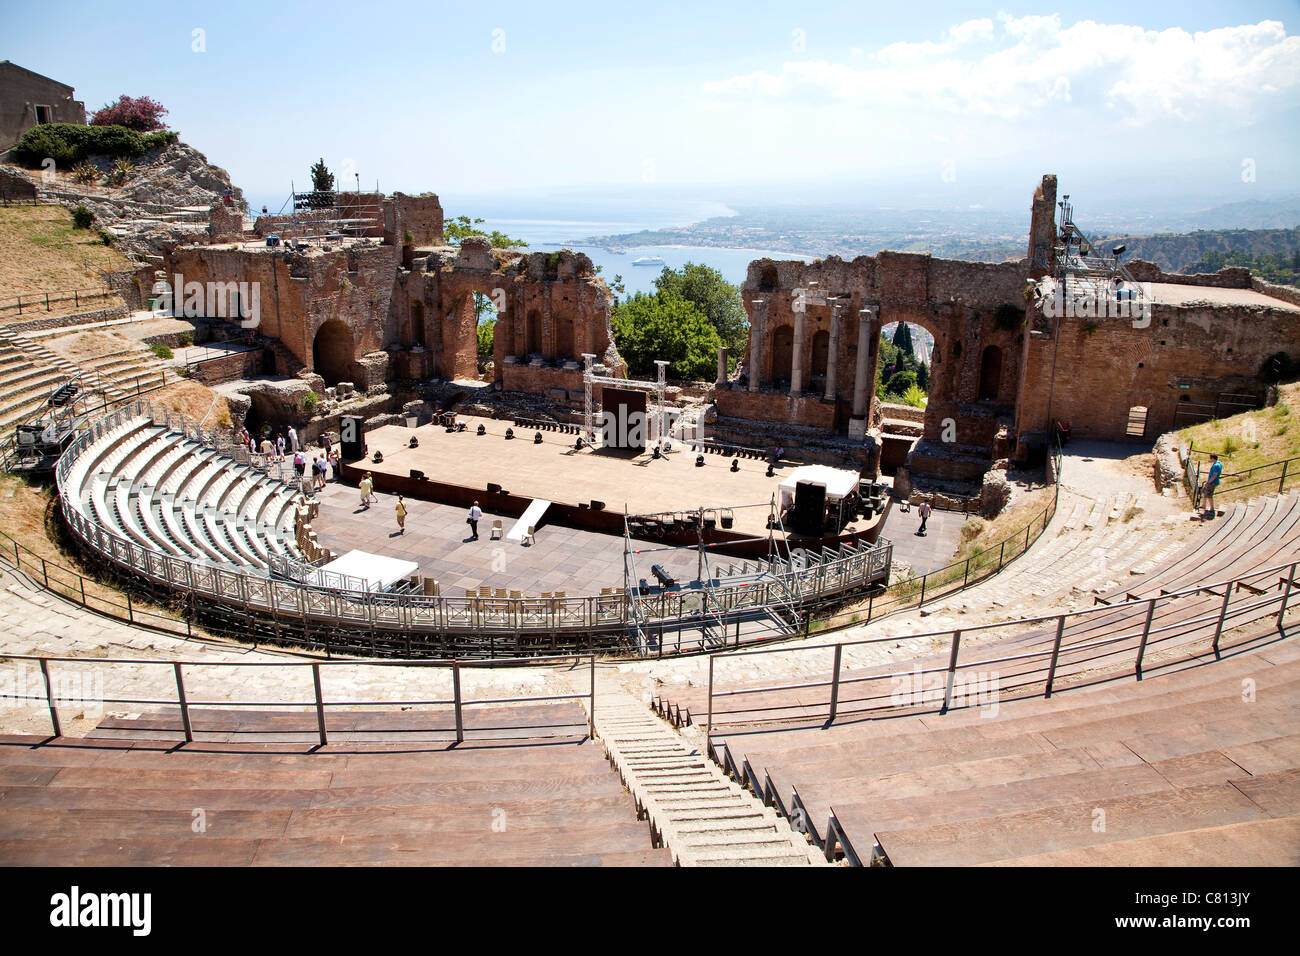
[998,540,1005,571]
[39,658,61,737]
[706,654,714,735]
[1044,615,1065,697]
[828,643,843,723]
[589,655,596,737]
[1281,459,1289,494]
[311,662,327,746]
[940,630,962,714]
[173,662,193,742]
[1135,597,1157,678]
[1212,586,1232,657]
[1279,562,1297,629]
[452,661,464,744]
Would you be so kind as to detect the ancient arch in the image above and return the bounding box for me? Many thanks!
[313,319,354,386]
[811,328,830,381]
[525,309,542,356]
[771,325,794,385]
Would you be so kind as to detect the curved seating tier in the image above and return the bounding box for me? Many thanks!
[651,490,1300,864]
[0,701,671,866]
[711,641,1300,866]
[61,414,302,575]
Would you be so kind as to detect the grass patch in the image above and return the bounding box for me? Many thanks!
[149,342,173,360]
[0,205,132,315]
[1173,381,1300,479]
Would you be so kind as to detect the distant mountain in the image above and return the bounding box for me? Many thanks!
[1094,228,1300,279]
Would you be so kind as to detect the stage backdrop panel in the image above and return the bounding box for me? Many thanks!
[600,386,649,452]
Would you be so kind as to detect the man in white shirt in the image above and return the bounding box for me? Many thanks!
[468,501,483,540]
[288,426,298,454]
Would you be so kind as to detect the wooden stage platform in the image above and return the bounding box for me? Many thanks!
[339,415,885,557]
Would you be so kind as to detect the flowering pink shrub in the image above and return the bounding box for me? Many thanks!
[90,95,169,132]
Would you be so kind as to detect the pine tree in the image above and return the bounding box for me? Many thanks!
[891,321,914,358]
[307,158,335,209]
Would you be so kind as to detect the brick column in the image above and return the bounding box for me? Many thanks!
[824,297,842,401]
[716,346,728,387]
[849,306,876,439]
[748,298,765,392]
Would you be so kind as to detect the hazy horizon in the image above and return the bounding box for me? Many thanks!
[10,1,1298,226]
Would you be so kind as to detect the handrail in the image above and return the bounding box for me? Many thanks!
[702,558,1298,732]
[0,651,600,743]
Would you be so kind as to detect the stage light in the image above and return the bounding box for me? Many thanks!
[534,432,543,444]
[476,424,486,436]
[505,427,514,440]
[766,464,775,477]
[373,451,384,463]
[730,458,739,472]
[408,436,418,448]
[695,454,705,467]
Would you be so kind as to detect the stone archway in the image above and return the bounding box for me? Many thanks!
[313,319,354,386]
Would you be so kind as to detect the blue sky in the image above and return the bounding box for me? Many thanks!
[6,1,1299,207]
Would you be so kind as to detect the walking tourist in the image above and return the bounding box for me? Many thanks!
[288,426,299,454]
[1203,453,1223,518]
[467,500,483,540]
[293,451,306,476]
[359,472,374,508]
[275,434,285,461]
[395,496,407,534]
[918,501,932,536]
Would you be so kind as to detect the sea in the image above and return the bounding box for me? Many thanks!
[241,190,812,297]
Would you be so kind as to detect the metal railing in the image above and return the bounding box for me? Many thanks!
[0,651,598,744]
[47,402,896,657]
[1188,450,1298,510]
[703,557,1299,733]
[0,285,117,316]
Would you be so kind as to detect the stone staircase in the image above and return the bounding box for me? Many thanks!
[583,679,828,866]
[0,327,173,432]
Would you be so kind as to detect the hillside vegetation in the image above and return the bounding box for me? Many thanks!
[1172,381,1300,477]
[1095,227,1299,283]
[0,205,132,313]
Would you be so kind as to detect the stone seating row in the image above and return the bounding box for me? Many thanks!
[63,415,301,572]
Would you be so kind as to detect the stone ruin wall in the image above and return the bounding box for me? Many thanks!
[722,251,1030,457]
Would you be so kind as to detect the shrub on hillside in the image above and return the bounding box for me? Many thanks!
[11,124,178,168]
[149,342,173,360]
[71,206,94,229]
[90,95,169,132]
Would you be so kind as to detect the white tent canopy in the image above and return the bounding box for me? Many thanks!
[317,549,418,592]
[778,465,860,511]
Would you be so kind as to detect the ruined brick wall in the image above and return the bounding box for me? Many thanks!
[208,203,243,242]
[163,241,400,390]
[1014,298,1300,442]
[394,239,621,384]
[386,192,444,246]
[736,250,1028,445]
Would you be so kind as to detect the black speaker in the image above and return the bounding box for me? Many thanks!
[410,468,425,480]
[794,481,826,536]
[340,415,366,461]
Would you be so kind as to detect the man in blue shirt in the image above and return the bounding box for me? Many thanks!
[1203,453,1223,518]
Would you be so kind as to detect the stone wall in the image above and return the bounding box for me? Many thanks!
[0,165,37,201]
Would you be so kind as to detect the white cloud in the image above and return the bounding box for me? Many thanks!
[703,18,1300,127]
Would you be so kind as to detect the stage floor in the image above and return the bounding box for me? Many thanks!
[355,416,875,540]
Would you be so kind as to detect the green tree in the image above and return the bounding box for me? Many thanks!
[653,263,748,354]
[442,215,527,249]
[612,293,722,380]
[886,369,918,396]
[308,158,334,209]
[916,361,930,391]
[891,321,914,357]
[477,318,496,358]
